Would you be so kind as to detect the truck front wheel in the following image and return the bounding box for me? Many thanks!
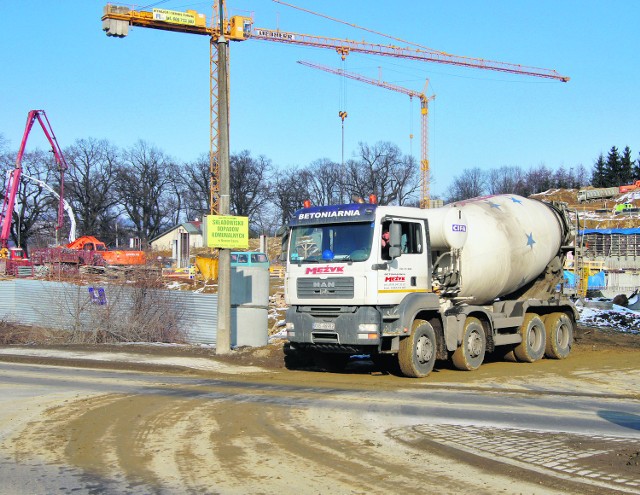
[514,313,546,363]
[452,317,486,371]
[398,320,437,378]
[283,343,315,370]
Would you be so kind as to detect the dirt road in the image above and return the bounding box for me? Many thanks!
[0,329,638,495]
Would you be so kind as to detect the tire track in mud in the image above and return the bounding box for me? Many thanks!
[5,374,636,495]
[7,388,491,494]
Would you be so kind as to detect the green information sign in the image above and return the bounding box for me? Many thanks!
[206,215,249,249]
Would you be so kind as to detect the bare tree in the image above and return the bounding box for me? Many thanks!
[568,164,590,188]
[394,154,421,206]
[229,150,272,222]
[272,166,313,225]
[524,164,553,195]
[446,167,487,203]
[182,154,210,221]
[344,142,419,205]
[64,138,121,243]
[252,203,282,237]
[487,166,524,195]
[115,140,173,244]
[307,158,348,205]
[165,161,189,225]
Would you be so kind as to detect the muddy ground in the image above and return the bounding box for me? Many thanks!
[0,324,638,494]
[0,323,637,374]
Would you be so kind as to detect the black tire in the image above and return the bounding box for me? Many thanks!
[543,313,573,359]
[398,320,437,378]
[501,345,518,363]
[452,317,486,371]
[371,353,401,375]
[514,313,546,363]
[283,343,314,370]
[313,352,351,373]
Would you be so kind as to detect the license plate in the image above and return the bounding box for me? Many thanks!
[313,322,335,330]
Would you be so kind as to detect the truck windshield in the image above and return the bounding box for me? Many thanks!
[289,222,373,263]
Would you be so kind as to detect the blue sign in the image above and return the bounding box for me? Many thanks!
[289,203,377,226]
[88,287,108,306]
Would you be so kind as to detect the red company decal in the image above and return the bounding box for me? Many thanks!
[385,276,405,282]
[305,266,345,275]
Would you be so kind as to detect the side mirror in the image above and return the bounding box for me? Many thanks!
[279,230,289,262]
[389,223,402,259]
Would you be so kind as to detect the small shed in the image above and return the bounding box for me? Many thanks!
[150,221,203,268]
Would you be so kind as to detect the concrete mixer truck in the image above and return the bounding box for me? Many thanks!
[283,194,577,377]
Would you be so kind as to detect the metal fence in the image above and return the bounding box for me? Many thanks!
[0,279,218,345]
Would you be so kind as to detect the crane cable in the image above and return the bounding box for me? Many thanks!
[339,57,348,167]
[272,0,449,55]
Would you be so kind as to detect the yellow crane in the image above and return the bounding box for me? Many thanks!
[298,61,435,208]
[101,2,569,213]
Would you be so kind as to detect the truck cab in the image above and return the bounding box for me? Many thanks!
[0,247,28,261]
[284,203,448,365]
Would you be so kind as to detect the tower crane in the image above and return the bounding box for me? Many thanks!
[298,60,435,208]
[101,2,569,213]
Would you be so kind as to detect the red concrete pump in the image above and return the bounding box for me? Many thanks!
[0,110,68,260]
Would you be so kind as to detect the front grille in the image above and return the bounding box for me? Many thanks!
[297,277,354,299]
[312,332,339,344]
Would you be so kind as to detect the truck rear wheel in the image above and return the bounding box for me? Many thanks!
[543,313,573,359]
[514,313,546,363]
[452,317,486,371]
[398,320,437,378]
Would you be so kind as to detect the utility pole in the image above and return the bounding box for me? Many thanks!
[216,0,232,355]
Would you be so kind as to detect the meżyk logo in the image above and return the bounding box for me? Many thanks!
[384,276,405,282]
[305,266,345,275]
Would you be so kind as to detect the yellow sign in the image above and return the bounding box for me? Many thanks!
[152,8,196,26]
[206,215,249,249]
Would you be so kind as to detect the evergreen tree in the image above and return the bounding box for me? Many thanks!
[634,152,640,182]
[591,153,606,187]
[604,146,621,186]
[620,146,634,184]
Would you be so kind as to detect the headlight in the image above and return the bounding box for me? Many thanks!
[358,323,379,340]
[358,323,378,333]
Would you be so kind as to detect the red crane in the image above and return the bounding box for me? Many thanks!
[0,110,69,259]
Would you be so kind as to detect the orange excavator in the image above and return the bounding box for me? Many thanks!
[619,180,640,194]
[66,236,146,266]
[31,235,146,268]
